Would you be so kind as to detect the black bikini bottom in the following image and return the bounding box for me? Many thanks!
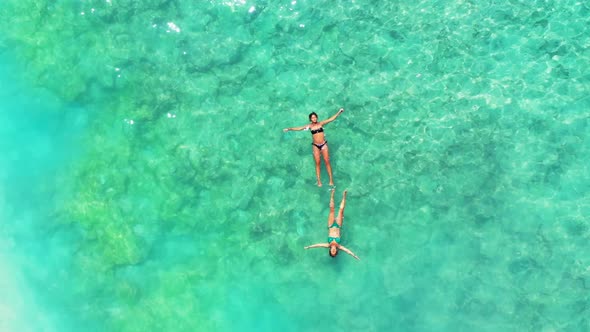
[312,141,328,150]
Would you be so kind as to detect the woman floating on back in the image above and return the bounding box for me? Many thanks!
[283,108,344,187]
[304,189,359,260]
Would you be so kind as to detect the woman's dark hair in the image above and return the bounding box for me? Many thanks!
[309,112,318,121]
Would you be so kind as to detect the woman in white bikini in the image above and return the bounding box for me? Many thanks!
[304,189,359,260]
[283,108,344,187]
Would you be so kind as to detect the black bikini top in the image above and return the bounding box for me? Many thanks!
[310,127,324,135]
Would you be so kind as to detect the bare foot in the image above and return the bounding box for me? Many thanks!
[317,181,322,187]
[329,182,334,187]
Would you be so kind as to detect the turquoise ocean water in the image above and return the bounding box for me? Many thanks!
[1,0,589,331]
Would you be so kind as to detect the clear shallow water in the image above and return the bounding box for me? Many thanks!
[1,0,589,331]
[0,49,87,331]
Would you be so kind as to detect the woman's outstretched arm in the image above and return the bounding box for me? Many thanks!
[304,243,329,249]
[338,245,360,260]
[319,108,344,126]
[283,124,309,132]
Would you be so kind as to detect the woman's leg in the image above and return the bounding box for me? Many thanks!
[321,145,334,186]
[312,145,322,186]
[336,190,347,227]
[327,188,335,227]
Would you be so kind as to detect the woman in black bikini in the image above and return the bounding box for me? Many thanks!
[283,108,344,187]
[304,189,359,259]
